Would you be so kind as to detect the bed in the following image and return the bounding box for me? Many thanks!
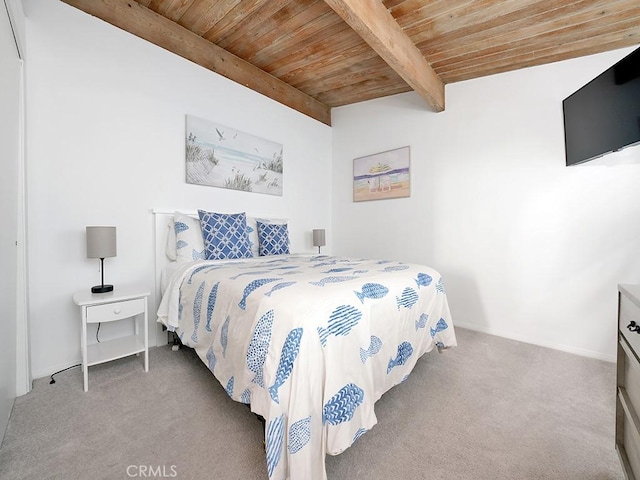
[154,210,457,480]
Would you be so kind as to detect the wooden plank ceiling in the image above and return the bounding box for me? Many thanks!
[62,0,640,126]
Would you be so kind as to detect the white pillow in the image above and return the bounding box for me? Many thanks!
[246,216,287,257]
[174,211,206,262]
[165,217,177,261]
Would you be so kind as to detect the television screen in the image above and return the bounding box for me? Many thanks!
[563,47,640,166]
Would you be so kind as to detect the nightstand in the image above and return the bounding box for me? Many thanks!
[73,286,150,392]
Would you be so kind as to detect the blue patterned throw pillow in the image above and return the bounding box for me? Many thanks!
[257,220,290,256]
[198,210,253,260]
[246,217,288,257]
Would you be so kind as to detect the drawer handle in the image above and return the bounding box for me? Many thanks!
[627,321,640,334]
[114,308,121,315]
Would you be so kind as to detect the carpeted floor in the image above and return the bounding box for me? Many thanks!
[0,328,624,480]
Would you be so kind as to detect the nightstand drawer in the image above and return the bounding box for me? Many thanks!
[620,294,640,357]
[86,298,145,323]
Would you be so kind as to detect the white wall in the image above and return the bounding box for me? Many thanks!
[332,47,640,361]
[24,0,332,378]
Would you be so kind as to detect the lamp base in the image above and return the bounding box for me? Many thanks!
[91,284,113,294]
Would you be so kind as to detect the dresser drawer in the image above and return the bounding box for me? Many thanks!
[618,390,640,480]
[620,293,640,357]
[85,298,145,324]
[623,339,640,424]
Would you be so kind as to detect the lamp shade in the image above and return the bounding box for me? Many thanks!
[312,229,326,248]
[86,226,117,259]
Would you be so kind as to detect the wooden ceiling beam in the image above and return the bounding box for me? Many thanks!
[323,0,445,111]
[61,0,332,126]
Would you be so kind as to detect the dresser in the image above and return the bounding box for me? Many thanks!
[617,284,640,479]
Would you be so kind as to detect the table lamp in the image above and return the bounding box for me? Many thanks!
[86,226,117,293]
[312,229,326,254]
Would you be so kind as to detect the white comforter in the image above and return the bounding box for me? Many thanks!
[157,254,456,480]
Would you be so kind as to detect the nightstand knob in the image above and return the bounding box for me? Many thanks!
[114,307,121,314]
[627,321,640,333]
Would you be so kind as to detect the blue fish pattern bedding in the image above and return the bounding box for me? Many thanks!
[157,254,456,480]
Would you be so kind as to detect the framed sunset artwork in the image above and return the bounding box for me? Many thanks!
[353,146,410,202]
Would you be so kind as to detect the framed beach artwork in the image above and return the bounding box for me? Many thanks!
[353,146,410,202]
[185,115,283,196]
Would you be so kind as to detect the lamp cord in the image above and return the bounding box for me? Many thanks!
[49,364,81,384]
[50,323,101,384]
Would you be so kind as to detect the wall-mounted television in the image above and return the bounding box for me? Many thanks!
[563,46,640,166]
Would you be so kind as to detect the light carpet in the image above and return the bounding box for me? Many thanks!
[0,328,624,479]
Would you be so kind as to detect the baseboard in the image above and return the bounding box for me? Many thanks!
[454,321,616,363]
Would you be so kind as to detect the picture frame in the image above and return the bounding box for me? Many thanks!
[185,115,283,196]
[353,146,410,202]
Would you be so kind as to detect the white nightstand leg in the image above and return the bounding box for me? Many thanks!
[81,306,88,392]
[144,298,149,372]
[134,310,139,357]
